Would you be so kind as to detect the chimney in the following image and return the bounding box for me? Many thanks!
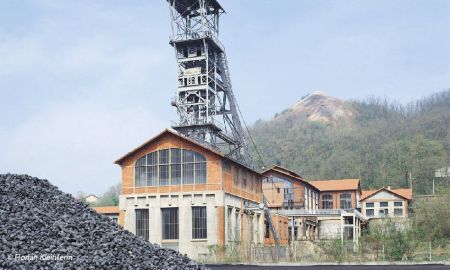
[387,186,391,190]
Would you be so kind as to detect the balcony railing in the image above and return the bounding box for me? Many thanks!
[271,208,368,221]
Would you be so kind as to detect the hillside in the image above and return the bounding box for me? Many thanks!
[250,90,450,194]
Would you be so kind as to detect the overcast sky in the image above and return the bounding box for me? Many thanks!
[1,0,449,195]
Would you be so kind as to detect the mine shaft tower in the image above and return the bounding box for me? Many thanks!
[167,0,251,166]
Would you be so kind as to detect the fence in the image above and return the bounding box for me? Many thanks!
[200,240,450,264]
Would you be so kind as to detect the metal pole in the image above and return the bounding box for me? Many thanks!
[291,217,295,259]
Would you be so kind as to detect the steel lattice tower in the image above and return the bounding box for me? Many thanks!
[167,0,252,166]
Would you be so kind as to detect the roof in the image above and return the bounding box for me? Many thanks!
[309,179,360,192]
[262,165,319,191]
[263,165,302,179]
[361,188,412,201]
[114,129,259,174]
[83,194,98,199]
[93,206,119,214]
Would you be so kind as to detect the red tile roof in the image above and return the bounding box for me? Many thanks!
[361,188,412,201]
[93,206,119,214]
[309,179,360,191]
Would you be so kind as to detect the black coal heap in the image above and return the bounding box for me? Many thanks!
[0,174,206,270]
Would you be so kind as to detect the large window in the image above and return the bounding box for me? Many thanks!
[340,193,352,209]
[283,181,294,209]
[135,148,207,187]
[192,207,207,239]
[322,194,333,209]
[162,208,179,240]
[135,209,149,241]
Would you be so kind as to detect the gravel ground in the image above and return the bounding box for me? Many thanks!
[0,174,206,270]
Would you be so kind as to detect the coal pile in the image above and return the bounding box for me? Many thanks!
[0,174,206,270]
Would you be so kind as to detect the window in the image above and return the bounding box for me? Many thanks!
[235,211,240,241]
[394,208,403,216]
[162,208,179,240]
[171,149,181,185]
[366,209,374,217]
[380,202,388,207]
[255,177,260,193]
[394,201,403,207]
[135,209,149,241]
[135,148,207,187]
[322,194,333,209]
[265,221,270,238]
[283,181,294,209]
[340,193,352,209]
[227,208,232,241]
[222,159,231,172]
[192,207,207,239]
[250,174,254,192]
[242,172,247,190]
[233,167,239,187]
[366,202,374,208]
[379,209,388,217]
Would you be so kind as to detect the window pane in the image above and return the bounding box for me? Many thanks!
[171,164,181,185]
[394,201,403,207]
[159,165,169,185]
[147,152,158,165]
[171,148,181,163]
[162,208,179,240]
[183,163,195,184]
[192,207,207,239]
[366,209,374,217]
[322,194,333,209]
[159,149,169,164]
[135,209,149,241]
[394,208,403,216]
[242,172,247,190]
[183,150,195,163]
[135,166,141,187]
[233,167,239,186]
[366,202,374,208]
[340,193,352,209]
[195,162,206,184]
[136,166,147,187]
[194,152,206,162]
[380,202,388,207]
[147,165,158,186]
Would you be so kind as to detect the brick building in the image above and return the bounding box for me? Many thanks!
[262,166,320,241]
[114,129,265,259]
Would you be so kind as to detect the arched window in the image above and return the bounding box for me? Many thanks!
[135,148,207,187]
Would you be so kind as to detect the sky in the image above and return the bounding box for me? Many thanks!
[1,0,449,195]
